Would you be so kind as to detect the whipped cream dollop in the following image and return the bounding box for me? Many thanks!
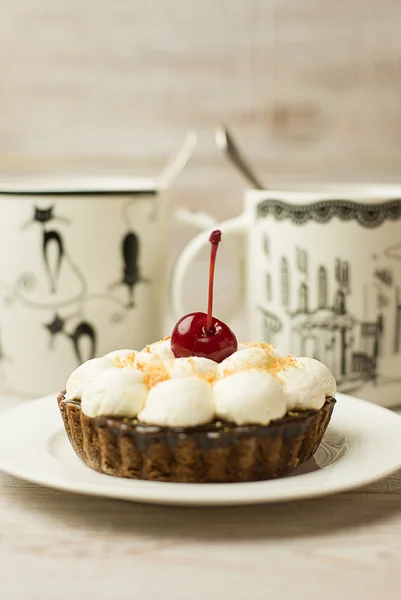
[63,338,336,427]
[277,366,326,411]
[65,357,112,400]
[168,357,217,379]
[143,339,174,361]
[296,357,337,397]
[105,349,136,361]
[138,377,214,427]
[216,347,275,378]
[82,367,147,419]
[213,369,286,425]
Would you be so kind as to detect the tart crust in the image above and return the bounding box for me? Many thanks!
[57,392,335,483]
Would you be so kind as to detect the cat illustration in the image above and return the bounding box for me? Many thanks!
[109,231,150,308]
[22,205,70,229]
[69,322,97,364]
[43,230,64,294]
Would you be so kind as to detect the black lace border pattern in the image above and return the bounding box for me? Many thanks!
[256,198,401,228]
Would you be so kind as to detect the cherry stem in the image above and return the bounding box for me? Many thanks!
[206,230,222,333]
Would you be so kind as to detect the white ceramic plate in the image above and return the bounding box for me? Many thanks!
[0,393,401,506]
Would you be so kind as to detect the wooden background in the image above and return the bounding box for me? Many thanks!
[1,0,401,221]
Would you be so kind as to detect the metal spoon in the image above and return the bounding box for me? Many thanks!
[215,127,265,190]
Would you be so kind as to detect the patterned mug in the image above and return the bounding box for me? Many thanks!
[0,134,219,396]
[172,184,401,408]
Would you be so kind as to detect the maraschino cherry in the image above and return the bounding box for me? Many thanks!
[171,230,238,363]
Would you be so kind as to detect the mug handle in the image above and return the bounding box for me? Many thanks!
[170,212,250,320]
[173,206,217,230]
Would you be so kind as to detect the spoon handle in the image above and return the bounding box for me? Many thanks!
[216,127,265,190]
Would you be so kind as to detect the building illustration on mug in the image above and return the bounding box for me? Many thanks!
[258,234,401,395]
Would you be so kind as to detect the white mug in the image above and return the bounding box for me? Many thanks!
[172,184,401,408]
[0,134,218,396]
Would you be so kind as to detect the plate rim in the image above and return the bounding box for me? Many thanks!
[1,393,401,506]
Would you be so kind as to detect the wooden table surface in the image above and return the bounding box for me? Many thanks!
[1,392,401,599]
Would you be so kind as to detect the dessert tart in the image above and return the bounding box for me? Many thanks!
[58,231,336,483]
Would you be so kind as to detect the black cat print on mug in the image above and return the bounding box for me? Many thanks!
[22,205,70,294]
[69,321,97,364]
[109,231,150,308]
[43,230,64,294]
[22,205,70,228]
[44,312,97,364]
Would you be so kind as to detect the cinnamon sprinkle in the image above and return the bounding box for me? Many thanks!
[112,342,298,388]
[202,370,218,385]
[246,341,275,353]
[269,355,297,376]
[217,350,297,381]
[136,361,170,389]
[114,353,136,368]
[113,353,170,388]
